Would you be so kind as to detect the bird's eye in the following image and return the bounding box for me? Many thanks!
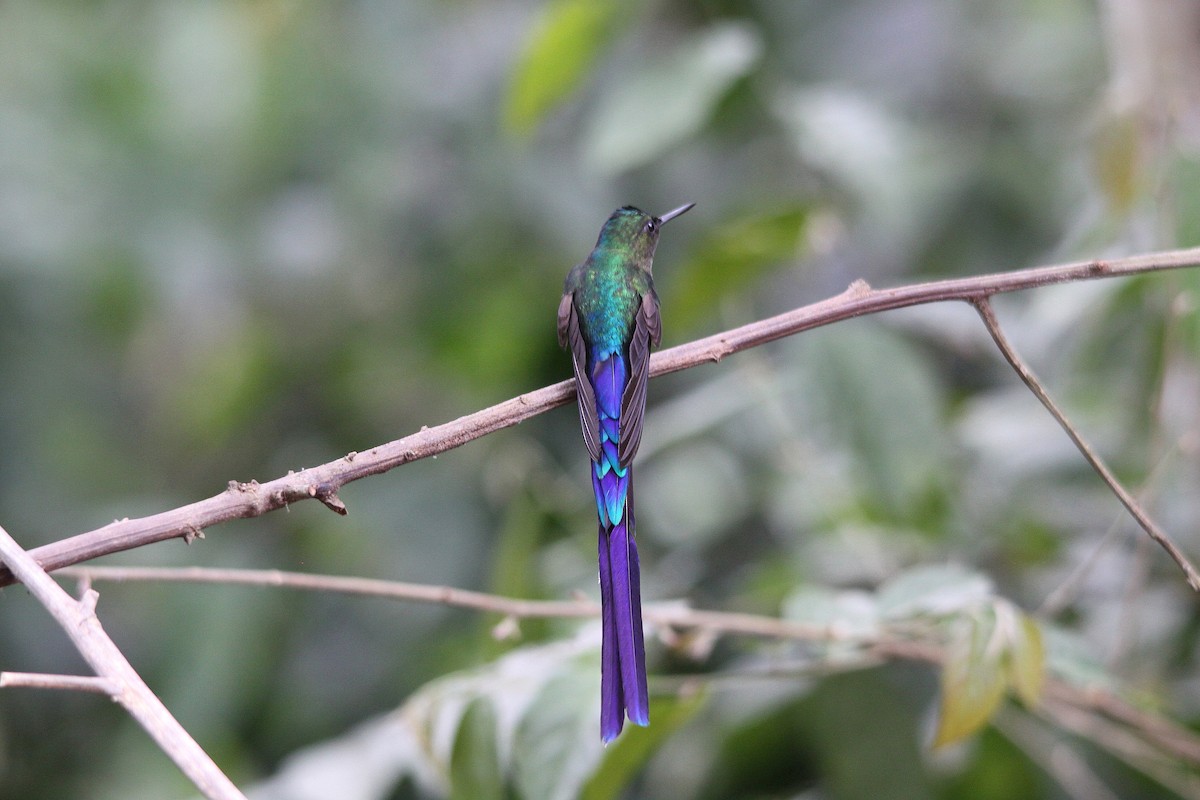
[644,219,658,233]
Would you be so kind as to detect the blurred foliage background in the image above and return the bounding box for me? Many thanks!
[1,0,1200,798]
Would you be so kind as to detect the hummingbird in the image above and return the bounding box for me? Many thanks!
[557,202,695,741]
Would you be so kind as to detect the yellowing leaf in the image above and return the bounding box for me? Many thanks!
[1093,110,1143,215]
[504,0,622,136]
[934,603,1046,747]
[933,615,1006,747]
[1006,612,1045,708]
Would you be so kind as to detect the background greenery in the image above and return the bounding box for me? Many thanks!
[1,1,1199,798]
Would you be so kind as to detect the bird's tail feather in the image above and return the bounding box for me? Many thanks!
[597,471,648,742]
[590,351,648,741]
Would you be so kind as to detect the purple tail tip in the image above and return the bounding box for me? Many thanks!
[597,516,648,741]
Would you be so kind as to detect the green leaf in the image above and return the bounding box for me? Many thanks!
[667,205,809,331]
[449,699,504,800]
[934,613,1006,747]
[1171,185,1200,361]
[512,660,606,800]
[483,490,555,651]
[581,689,708,800]
[169,322,278,449]
[584,22,762,174]
[399,636,601,788]
[801,322,948,521]
[504,0,623,136]
[1175,155,1200,247]
[1040,625,1114,691]
[782,584,879,644]
[876,563,992,621]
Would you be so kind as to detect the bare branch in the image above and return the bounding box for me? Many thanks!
[1044,679,1200,764]
[0,672,117,695]
[56,563,1200,771]
[57,565,596,620]
[0,526,246,800]
[1039,684,1200,798]
[971,298,1200,590]
[993,710,1123,800]
[2,247,1199,588]
[56,565,832,641]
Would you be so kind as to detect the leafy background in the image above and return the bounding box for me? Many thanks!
[1,0,1199,798]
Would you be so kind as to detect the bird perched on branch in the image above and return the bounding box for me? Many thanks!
[557,202,694,741]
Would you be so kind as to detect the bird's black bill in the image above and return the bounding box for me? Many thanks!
[656,202,695,225]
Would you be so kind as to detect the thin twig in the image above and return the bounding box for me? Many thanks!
[970,297,1200,590]
[0,672,118,695]
[2,248,1200,588]
[1038,441,1179,616]
[0,526,246,800]
[56,563,1200,771]
[1039,688,1200,798]
[1039,324,1192,618]
[1110,532,1154,669]
[1043,680,1200,764]
[993,709,1122,800]
[58,565,596,620]
[56,565,831,641]
[1038,524,1124,617]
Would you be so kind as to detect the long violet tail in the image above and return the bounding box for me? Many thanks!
[591,353,649,742]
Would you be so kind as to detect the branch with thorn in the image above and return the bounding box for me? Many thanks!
[4,246,1200,799]
[2,246,1198,589]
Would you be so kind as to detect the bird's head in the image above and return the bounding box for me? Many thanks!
[594,203,694,272]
